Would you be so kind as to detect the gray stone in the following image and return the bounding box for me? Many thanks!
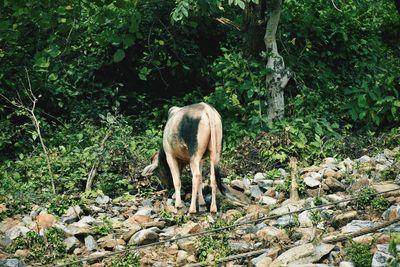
[382,205,400,220]
[0,236,12,248]
[298,211,313,228]
[134,206,154,216]
[142,198,153,207]
[250,185,263,199]
[323,157,337,165]
[64,236,80,253]
[304,176,320,188]
[6,226,30,240]
[259,196,277,205]
[270,202,303,216]
[95,195,110,205]
[251,252,269,266]
[21,215,32,226]
[339,261,355,267]
[61,205,82,223]
[176,250,189,265]
[270,243,335,267]
[275,215,296,227]
[323,177,345,191]
[84,235,97,251]
[0,259,25,267]
[342,220,376,234]
[357,155,371,163]
[229,240,254,253]
[78,216,97,225]
[372,244,399,267]
[254,172,266,180]
[128,229,159,245]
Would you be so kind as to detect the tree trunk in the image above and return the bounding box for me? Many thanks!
[243,0,266,57]
[264,0,289,121]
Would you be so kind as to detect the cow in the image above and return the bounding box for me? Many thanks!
[142,102,225,213]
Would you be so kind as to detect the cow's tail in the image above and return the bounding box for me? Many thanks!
[205,104,226,195]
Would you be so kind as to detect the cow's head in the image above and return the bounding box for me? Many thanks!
[142,149,173,188]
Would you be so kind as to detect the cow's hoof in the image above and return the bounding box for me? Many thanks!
[210,206,217,213]
[189,207,197,214]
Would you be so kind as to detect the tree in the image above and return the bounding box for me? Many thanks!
[172,0,290,121]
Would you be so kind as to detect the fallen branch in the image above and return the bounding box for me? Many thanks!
[323,217,400,243]
[289,157,300,202]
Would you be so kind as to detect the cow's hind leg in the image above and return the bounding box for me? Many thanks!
[198,160,206,212]
[209,160,218,213]
[166,154,183,209]
[189,158,202,214]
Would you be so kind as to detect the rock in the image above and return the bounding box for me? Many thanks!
[251,252,270,266]
[14,249,29,257]
[352,234,374,245]
[372,183,400,196]
[35,213,56,231]
[21,215,32,226]
[177,237,197,254]
[342,220,376,234]
[257,180,274,190]
[56,222,92,236]
[254,172,265,180]
[301,166,321,173]
[325,194,350,208]
[229,240,254,253]
[176,250,188,265]
[84,235,97,251]
[357,155,371,163]
[6,226,30,240]
[304,176,320,188]
[275,215,296,227]
[298,211,313,228]
[121,225,141,242]
[372,244,399,267]
[134,207,155,216]
[78,216,97,225]
[382,205,400,220]
[0,218,21,233]
[250,185,263,199]
[0,259,25,267]
[98,235,125,249]
[129,229,159,245]
[259,196,277,205]
[270,202,303,216]
[339,261,355,267]
[0,236,12,248]
[231,179,250,191]
[95,195,110,205]
[61,205,82,224]
[269,243,335,267]
[323,177,345,191]
[350,178,371,191]
[256,226,289,242]
[64,236,80,252]
[126,214,151,225]
[323,157,337,165]
[333,211,358,225]
[297,227,316,242]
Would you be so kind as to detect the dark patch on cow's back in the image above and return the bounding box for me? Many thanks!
[179,114,201,157]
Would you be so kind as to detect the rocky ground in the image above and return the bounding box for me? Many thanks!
[1,148,400,267]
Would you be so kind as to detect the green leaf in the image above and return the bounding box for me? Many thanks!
[48,73,58,81]
[236,0,245,9]
[113,49,125,63]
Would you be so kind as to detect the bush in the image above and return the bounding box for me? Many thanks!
[345,242,372,267]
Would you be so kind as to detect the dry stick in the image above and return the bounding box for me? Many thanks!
[85,129,112,192]
[323,217,400,243]
[185,249,269,267]
[56,187,400,267]
[289,157,300,202]
[0,68,56,194]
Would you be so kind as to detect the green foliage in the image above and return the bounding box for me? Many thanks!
[345,242,372,267]
[197,216,232,264]
[47,195,78,217]
[389,234,400,267]
[371,195,390,213]
[8,227,66,264]
[110,253,140,267]
[265,169,282,180]
[93,218,113,236]
[310,210,322,225]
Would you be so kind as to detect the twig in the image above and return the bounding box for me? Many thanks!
[331,0,343,12]
[85,129,112,192]
[289,157,300,201]
[323,217,400,243]
[215,17,241,31]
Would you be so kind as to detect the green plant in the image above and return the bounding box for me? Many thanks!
[48,195,78,217]
[388,234,400,267]
[310,210,322,225]
[110,252,140,267]
[354,187,376,209]
[93,219,113,236]
[265,169,282,180]
[345,242,372,267]
[314,196,323,206]
[8,227,66,264]
[371,195,390,213]
[197,217,232,264]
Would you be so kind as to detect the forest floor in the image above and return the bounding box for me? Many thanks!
[1,147,400,267]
